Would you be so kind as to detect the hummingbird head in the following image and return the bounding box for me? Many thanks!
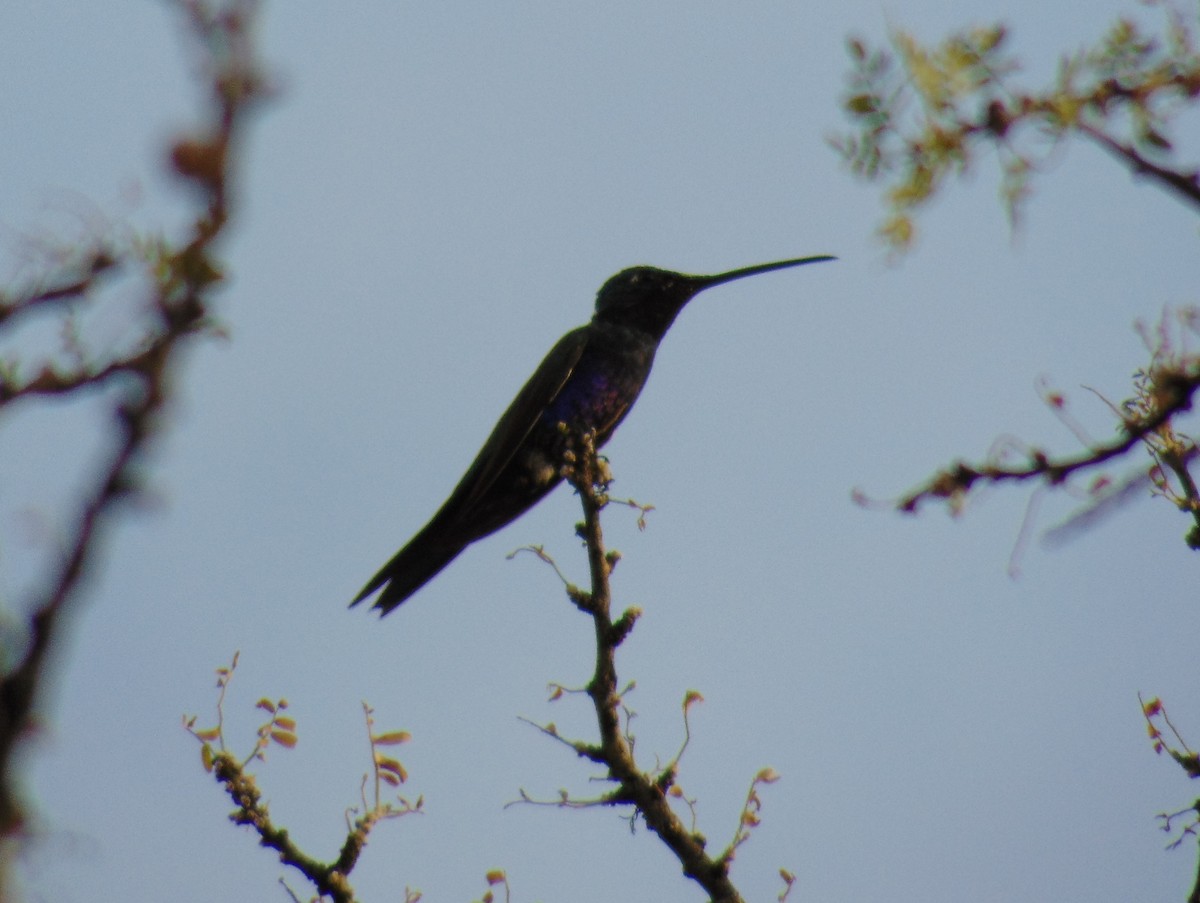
[593,266,702,340]
[592,255,836,340]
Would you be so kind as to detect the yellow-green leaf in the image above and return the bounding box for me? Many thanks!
[269,730,297,749]
[371,731,412,746]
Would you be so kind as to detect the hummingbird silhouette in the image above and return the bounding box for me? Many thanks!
[353,255,834,615]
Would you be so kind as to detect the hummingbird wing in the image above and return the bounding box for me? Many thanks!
[352,325,590,613]
[444,325,590,517]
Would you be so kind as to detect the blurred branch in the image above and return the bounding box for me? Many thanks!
[833,3,1200,249]
[1078,119,1200,212]
[889,307,1200,555]
[835,4,1200,548]
[0,0,268,847]
[897,360,1200,512]
[838,6,1200,891]
[0,247,117,328]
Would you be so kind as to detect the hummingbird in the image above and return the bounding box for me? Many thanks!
[353,255,834,615]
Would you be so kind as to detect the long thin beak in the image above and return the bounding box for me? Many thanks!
[689,254,836,291]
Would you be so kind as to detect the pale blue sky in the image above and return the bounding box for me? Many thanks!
[2,2,1199,901]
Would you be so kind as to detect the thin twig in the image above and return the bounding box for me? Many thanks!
[899,367,1200,512]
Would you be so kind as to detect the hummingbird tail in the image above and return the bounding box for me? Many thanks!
[351,533,466,616]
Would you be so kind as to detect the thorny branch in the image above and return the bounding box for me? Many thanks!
[524,433,770,903]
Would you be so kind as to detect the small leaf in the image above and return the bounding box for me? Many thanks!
[1141,128,1173,151]
[274,717,297,732]
[880,214,914,249]
[486,870,507,885]
[193,727,221,742]
[847,93,877,115]
[976,24,1006,54]
[371,731,412,746]
[201,743,214,772]
[255,698,276,714]
[377,755,409,784]
[269,730,297,749]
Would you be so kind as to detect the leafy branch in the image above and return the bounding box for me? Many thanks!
[834,2,1200,249]
[185,653,422,903]
[836,3,1200,548]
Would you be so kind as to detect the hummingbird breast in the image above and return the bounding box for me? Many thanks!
[446,322,659,544]
[543,321,658,444]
